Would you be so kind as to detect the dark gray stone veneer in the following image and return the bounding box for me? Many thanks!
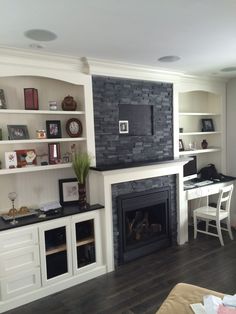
[92,75,173,167]
[112,175,177,267]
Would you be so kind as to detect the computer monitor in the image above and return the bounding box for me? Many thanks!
[183,155,197,181]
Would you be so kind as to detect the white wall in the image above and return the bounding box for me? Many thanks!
[226,78,236,226]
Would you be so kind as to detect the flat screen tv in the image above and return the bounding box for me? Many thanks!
[183,155,197,181]
[118,104,153,136]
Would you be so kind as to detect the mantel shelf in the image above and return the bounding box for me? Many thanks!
[0,163,72,175]
[179,148,221,156]
[0,138,86,144]
[0,109,85,115]
[179,131,221,136]
[179,112,220,116]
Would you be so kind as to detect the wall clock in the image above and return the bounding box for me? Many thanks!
[66,118,82,137]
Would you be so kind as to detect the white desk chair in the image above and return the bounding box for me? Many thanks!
[193,184,234,246]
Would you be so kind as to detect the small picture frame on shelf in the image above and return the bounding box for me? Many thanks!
[5,152,17,169]
[48,143,61,164]
[119,120,129,134]
[58,178,79,206]
[15,149,37,167]
[201,118,214,132]
[24,88,39,110]
[66,118,82,137]
[0,89,7,109]
[7,125,29,140]
[179,139,185,151]
[46,120,62,139]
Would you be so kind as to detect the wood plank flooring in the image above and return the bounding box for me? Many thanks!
[5,227,236,314]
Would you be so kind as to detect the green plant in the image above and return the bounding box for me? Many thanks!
[72,152,91,184]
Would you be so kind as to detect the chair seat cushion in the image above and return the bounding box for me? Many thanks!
[194,206,228,220]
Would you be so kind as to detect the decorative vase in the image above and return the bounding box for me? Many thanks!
[201,139,208,149]
[61,95,77,111]
[78,183,87,208]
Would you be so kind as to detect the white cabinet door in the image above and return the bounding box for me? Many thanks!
[39,217,72,286]
[71,210,103,275]
[0,268,41,300]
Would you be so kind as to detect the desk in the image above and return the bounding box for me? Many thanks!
[185,179,235,201]
[184,179,235,230]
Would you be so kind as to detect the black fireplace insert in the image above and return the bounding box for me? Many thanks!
[117,187,171,264]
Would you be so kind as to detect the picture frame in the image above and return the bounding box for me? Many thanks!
[48,143,61,164]
[179,139,185,151]
[5,152,17,169]
[119,120,129,134]
[201,118,214,132]
[0,89,7,109]
[24,88,39,110]
[7,125,29,140]
[15,149,37,167]
[46,120,62,138]
[59,178,79,206]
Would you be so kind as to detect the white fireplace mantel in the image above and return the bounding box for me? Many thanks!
[88,158,190,272]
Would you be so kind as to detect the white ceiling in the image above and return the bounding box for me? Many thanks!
[1,0,236,78]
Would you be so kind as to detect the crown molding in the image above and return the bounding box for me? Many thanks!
[85,58,184,83]
[85,58,227,86]
[0,46,84,72]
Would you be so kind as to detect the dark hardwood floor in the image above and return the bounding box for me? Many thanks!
[6,227,236,314]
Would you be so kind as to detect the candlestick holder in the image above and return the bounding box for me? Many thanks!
[8,192,18,225]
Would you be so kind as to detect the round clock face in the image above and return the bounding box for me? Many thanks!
[66,118,82,137]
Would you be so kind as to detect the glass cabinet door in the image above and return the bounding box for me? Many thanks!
[72,211,102,274]
[39,218,72,286]
[75,219,96,268]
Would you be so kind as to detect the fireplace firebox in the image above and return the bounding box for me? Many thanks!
[117,187,171,264]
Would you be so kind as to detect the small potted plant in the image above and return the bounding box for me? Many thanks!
[72,152,91,208]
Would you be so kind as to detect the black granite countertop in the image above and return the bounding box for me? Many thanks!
[0,203,104,232]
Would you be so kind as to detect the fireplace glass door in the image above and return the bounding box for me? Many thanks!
[117,187,171,263]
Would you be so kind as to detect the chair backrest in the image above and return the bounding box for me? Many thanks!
[216,184,234,218]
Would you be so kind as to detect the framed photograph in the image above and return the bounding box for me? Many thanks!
[24,88,39,110]
[0,89,7,109]
[7,125,29,140]
[48,143,61,164]
[59,178,78,206]
[5,152,17,169]
[46,120,62,138]
[201,118,214,132]
[66,118,83,137]
[179,139,185,151]
[119,120,129,134]
[15,149,37,167]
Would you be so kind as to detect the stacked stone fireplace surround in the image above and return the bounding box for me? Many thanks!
[92,75,178,266]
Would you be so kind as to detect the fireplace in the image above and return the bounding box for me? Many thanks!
[117,187,171,264]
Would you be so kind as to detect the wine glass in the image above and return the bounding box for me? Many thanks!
[8,192,18,225]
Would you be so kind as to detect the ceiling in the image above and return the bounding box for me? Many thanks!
[1,0,236,78]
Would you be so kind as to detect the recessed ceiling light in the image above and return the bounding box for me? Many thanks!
[158,55,181,62]
[220,67,236,72]
[24,29,57,42]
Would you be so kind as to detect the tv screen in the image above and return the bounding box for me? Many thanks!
[118,104,153,136]
[183,155,197,181]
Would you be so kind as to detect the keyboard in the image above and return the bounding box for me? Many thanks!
[194,180,213,187]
